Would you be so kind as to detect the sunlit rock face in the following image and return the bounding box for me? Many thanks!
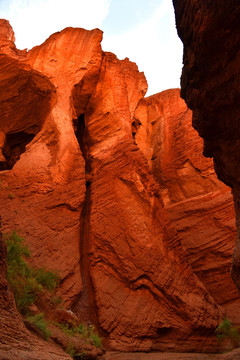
[0,19,239,353]
[172,0,240,289]
[134,89,240,322]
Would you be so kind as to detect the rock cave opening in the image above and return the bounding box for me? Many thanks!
[132,118,142,144]
[0,131,35,171]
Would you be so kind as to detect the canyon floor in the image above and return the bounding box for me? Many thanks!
[102,349,240,360]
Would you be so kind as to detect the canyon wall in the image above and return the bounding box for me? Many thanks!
[0,221,71,360]
[0,18,239,354]
[134,89,240,322]
[172,0,240,288]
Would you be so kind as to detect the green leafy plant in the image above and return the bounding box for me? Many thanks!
[50,295,63,307]
[8,192,14,199]
[215,318,240,348]
[65,342,76,357]
[77,351,87,359]
[56,322,102,349]
[89,329,102,348]
[26,313,51,340]
[57,323,76,336]
[84,324,102,348]
[5,231,34,312]
[65,343,87,359]
[4,231,103,355]
[77,323,86,335]
[35,267,59,291]
[4,231,59,314]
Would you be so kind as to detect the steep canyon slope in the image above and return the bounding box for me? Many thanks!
[0,221,71,359]
[0,19,239,355]
[134,89,240,321]
[172,0,240,289]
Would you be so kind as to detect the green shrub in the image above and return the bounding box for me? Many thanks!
[65,342,75,357]
[89,329,102,349]
[4,231,36,313]
[79,323,102,348]
[35,267,59,291]
[50,295,63,307]
[5,231,31,268]
[65,343,87,359]
[215,318,240,348]
[56,322,102,349]
[77,323,86,336]
[57,323,76,336]
[4,231,59,314]
[26,313,51,340]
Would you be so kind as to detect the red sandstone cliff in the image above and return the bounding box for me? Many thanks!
[0,19,239,356]
[134,89,240,322]
[0,224,72,359]
[172,0,240,289]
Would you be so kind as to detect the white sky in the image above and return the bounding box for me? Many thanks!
[0,0,183,96]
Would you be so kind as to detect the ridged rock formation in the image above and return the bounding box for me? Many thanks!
[134,89,240,322]
[172,0,240,289]
[0,223,71,359]
[0,19,239,354]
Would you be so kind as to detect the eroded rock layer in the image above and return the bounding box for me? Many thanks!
[0,224,72,359]
[0,19,239,354]
[134,89,240,322]
[172,0,240,289]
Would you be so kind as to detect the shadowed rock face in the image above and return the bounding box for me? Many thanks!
[172,0,240,289]
[0,221,72,359]
[134,89,240,322]
[0,54,55,170]
[0,19,239,353]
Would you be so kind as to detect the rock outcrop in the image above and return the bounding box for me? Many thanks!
[134,89,240,322]
[0,19,239,354]
[172,0,240,289]
[0,220,72,359]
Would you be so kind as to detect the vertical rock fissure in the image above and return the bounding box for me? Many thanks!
[73,114,98,326]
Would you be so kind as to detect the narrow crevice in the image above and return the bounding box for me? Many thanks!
[0,131,35,171]
[71,114,98,327]
[74,114,87,162]
[132,118,142,145]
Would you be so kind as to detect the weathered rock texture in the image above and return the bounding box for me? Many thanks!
[134,89,240,322]
[0,19,239,354]
[172,0,240,289]
[0,222,72,359]
[104,349,240,360]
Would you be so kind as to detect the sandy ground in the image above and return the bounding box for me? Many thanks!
[101,349,240,360]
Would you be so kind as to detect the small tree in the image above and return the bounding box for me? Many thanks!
[4,231,59,314]
[215,318,240,349]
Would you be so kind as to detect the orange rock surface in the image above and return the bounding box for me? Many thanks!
[0,19,239,354]
[134,89,240,322]
[172,0,240,289]
[0,224,72,359]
